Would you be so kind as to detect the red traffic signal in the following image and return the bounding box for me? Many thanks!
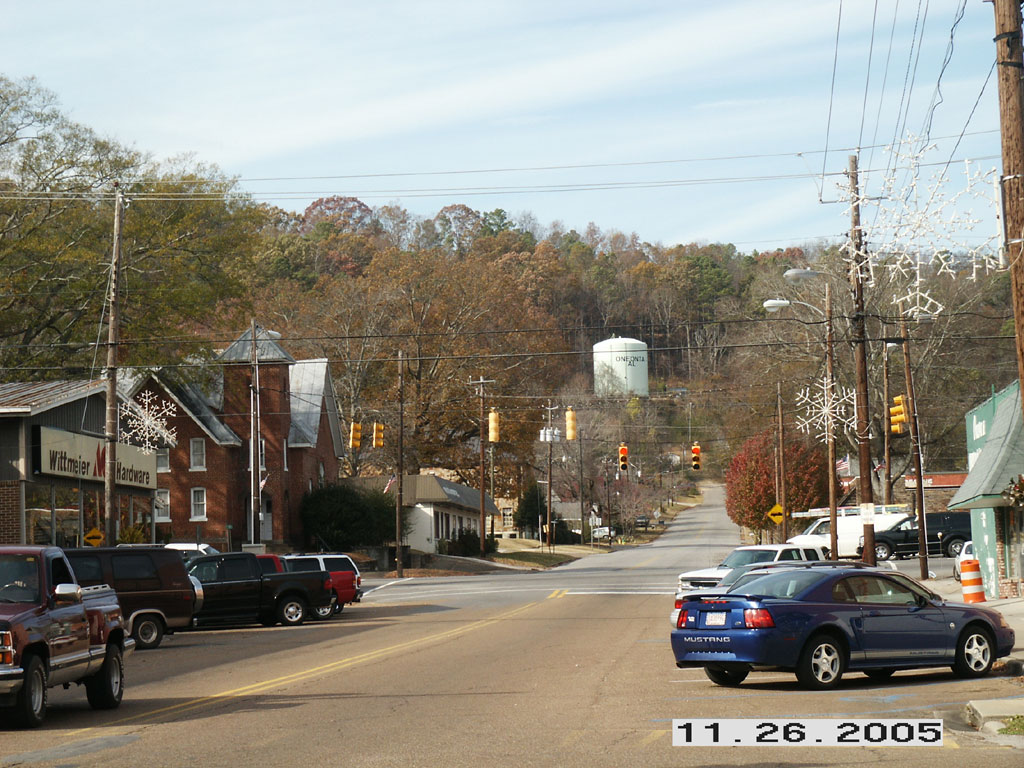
[618,443,628,471]
[691,442,701,471]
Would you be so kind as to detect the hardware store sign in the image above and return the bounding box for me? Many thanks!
[37,427,156,489]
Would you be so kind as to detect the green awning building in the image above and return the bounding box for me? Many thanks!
[948,381,1024,598]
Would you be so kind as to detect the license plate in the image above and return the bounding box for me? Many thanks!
[705,611,727,626]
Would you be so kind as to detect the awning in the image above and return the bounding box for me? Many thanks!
[948,384,1024,510]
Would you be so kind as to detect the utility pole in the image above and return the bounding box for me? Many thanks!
[902,320,929,580]
[776,383,787,541]
[825,284,839,560]
[395,351,404,578]
[250,319,261,545]
[104,186,124,545]
[849,153,876,565]
[993,0,1024,426]
[470,377,494,556]
[882,343,893,506]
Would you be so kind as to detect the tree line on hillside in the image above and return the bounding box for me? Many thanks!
[1,74,1017,536]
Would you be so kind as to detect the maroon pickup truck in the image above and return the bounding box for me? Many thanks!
[0,546,134,727]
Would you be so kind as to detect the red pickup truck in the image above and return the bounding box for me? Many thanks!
[0,546,134,727]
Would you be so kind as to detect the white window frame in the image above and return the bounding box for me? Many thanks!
[190,438,206,471]
[259,438,267,471]
[190,487,207,521]
[156,447,170,473]
[282,438,288,471]
[154,489,171,522]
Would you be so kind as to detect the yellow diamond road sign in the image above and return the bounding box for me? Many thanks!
[766,504,785,525]
[84,527,104,547]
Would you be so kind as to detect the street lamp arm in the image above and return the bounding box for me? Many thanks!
[762,298,826,318]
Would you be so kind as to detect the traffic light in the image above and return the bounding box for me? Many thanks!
[565,407,577,441]
[890,395,907,434]
[618,443,628,472]
[691,442,701,471]
[348,421,361,451]
[488,408,500,442]
[372,422,384,448]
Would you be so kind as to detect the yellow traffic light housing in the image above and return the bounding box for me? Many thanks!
[691,441,701,471]
[618,442,628,472]
[565,407,577,441]
[890,395,908,435]
[348,422,362,451]
[372,422,384,448]
[488,409,500,442]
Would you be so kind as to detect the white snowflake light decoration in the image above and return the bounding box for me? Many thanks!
[119,391,177,454]
[832,137,1001,320]
[795,375,857,444]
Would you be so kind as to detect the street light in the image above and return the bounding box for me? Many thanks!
[763,286,841,561]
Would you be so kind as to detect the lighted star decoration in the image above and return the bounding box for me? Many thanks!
[795,375,856,444]
[830,136,1001,321]
[119,390,177,454]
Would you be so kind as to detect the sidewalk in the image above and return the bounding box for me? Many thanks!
[927,575,1024,729]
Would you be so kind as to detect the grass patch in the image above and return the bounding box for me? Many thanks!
[490,551,578,568]
[999,715,1024,735]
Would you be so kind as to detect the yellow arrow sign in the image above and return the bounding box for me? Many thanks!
[83,527,104,547]
[766,504,784,525]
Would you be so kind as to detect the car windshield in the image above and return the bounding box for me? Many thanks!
[801,519,828,535]
[720,549,778,568]
[727,569,823,599]
[0,554,40,603]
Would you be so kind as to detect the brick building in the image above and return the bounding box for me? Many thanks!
[130,326,344,551]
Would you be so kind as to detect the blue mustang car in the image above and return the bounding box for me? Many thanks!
[670,565,1015,689]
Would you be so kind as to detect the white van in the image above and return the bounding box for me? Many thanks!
[787,514,905,558]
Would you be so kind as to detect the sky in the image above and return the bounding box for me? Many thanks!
[0,1,1006,251]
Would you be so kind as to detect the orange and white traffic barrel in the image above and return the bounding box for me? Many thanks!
[960,559,985,603]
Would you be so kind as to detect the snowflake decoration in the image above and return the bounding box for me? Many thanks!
[119,391,177,454]
[831,137,1001,320]
[795,375,856,444]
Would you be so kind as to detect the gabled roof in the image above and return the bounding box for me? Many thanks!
[218,326,295,364]
[949,382,1024,510]
[288,358,343,457]
[404,474,500,515]
[0,380,107,415]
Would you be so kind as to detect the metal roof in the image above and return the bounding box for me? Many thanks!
[217,326,295,364]
[0,380,106,415]
[949,382,1024,510]
[288,358,342,454]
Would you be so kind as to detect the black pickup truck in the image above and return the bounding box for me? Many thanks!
[187,552,334,627]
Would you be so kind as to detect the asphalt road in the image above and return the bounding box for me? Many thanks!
[2,486,1021,767]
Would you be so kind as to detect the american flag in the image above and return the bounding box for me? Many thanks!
[383,474,397,494]
[835,455,850,475]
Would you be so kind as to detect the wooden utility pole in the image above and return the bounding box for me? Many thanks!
[776,383,787,541]
[396,351,404,578]
[104,187,124,545]
[902,320,929,581]
[825,284,839,560]
[470,377,494,556]
[849,154,876,565]
[993,0,1024,425]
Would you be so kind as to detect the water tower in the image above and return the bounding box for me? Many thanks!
[593,337,649,397]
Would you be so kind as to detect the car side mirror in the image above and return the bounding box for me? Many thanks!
[53,582,82,604]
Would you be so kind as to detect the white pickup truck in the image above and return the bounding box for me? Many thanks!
[676,543,829,591]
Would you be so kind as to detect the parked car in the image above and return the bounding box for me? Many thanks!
[676,543,829,591]
[0,546,135,727]
[280,554,361,618]
[66,546,201,650]
[187,551,334,627]
[592,527,615,539]
[670,564,1015,689]
[953,540,975,582]
[857,512,973,560]
[787,513,906,558]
